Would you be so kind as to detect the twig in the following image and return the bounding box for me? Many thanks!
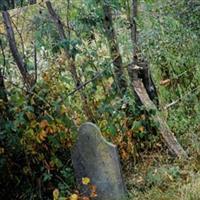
[164,85,200,109]
[34,42,37,83]
[2,74,52,108]
[67,71,104,96]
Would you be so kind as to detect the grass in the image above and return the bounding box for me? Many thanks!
[180,177,200,200]
[124,151,200,200]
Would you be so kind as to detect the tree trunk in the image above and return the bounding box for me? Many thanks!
[133,80,187,158]
[128,0,159,105]
[102,1,127,95]
[0,70,8,130]
[2,10,34,89]
[128,0,187,158]
[0,70,7,103]
[130,0,138,64]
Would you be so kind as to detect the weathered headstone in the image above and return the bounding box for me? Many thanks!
[71,122,127,200]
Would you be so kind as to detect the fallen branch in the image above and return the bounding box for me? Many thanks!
[133,79,188,159]
[128,0,186,158]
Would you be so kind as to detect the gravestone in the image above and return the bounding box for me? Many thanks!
[71,122,127,200]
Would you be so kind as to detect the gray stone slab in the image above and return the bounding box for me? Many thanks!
[71,122,127,200]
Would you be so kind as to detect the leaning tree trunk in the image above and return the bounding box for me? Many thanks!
[133,80,188,158]
[102,1,127,96]
[46,1,95,121]
[2,10,35,90]
[128,0,187,158]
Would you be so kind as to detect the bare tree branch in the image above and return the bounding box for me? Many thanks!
[67,72,103,97]
[164,85,200,110]
[34,42,37,84]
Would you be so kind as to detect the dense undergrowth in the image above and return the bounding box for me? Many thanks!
[0,0,200,199]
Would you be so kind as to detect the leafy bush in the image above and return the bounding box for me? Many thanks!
[0,75,77,199]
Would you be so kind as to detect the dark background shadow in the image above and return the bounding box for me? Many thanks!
[0,0,37,11]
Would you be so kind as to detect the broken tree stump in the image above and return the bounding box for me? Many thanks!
[133,79,188,159]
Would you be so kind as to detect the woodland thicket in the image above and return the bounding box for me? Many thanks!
[0,0,200,199]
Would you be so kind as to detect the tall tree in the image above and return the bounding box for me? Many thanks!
[102,1,127,96]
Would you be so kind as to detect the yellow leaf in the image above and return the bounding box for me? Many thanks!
[46,127,54,134]
[140,114,145,120]
[0,147,4,154]
[82,177,90,185]
[30,120,37,129]
[53,188,59,200]
[38,130,47,142]
[126,131,132,137]
[82,197,90,200]
[70,194,78,200]
[39,120,49,129]
[42,72,50,82]
[90,185,97,198]
[121,149,129,160]
[26,112,35,120]
[138,126,144,132]
[167,174,174,181]
[60,104,68,114]
[160,79,171,86]
[31,96,35,105]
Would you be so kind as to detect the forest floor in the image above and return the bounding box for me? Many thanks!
[124,151,200,200]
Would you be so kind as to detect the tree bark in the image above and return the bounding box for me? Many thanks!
[129,0,158,105]
[0,70,7,103]
[128,0,187,158]
[133,80,187,158]
[130,0,138,64]
[2,10,34,89]
[0,70,8,130]
[102,1,127,95]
